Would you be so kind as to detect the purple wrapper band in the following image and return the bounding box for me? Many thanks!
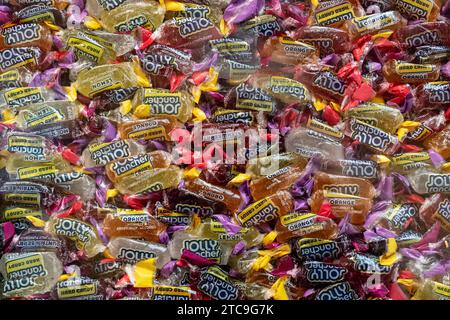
[374,226,397,239]
[400,248,422,260]
[321,54,341,67]
[160,260,177,278]
[149,140,168,151]
[181,249,217,266]
[223,0,265,24]
[58,50,76,68]
[258,222,273,233]
[103,118,118,143]
[237,181,252,211]
[398,93,414,114]
[89,216,109,245]
[364,206,390,233]
[84,167,106,175]
[193,52,219,72]
[0,6,10,24]
[391,172,412,195]
[232,241,246,255]
[294,199,309,211]
[206,91,224,102]
[228,268,243,278]
[198,102,213,118]
[291,157,320,197]
[159,231,170,245]
[428,148,445,167]
[284,2,308,24]
[95,175,109,207]
[363,229,382,242]
[423,260,450,278]
[303,288,315,298]
[441,61,450,77]
[167,225,188,235]
[412,222,441,251]
[339,214,362,236]
[214,214,243,235]
[53,35,65,51]
[443,0,450,18]
[376,174,393,201]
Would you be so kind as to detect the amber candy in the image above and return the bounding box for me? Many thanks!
[275,212,339,243]
[313,171,377,199]
[102,208,167,242]
[310,190,372,225]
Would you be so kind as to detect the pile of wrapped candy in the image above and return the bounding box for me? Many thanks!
[0,0,450,301]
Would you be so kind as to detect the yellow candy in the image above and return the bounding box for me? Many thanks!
[26,215,46,228]
[271,276,289,300]
[313,98,326,112]
[132,258,156,288]
[84,16,102,30]
[228,173,251,185]
[380,238,399,266]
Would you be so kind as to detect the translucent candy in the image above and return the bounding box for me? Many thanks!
[235,191,294,227]
[424,124,450,159]
[382,60,440,84]
[343,103,404,134]
[250,161,308,200]
[394,21,450,48]
[293,26,351,56]
[118,116,179,142]
[275,212,339,243]
[343,11,406,39]
[62,29,135,64]
[132,89,194,123]
[102,208,167,242]
[75,62,148,98]
[81,139,146,167]
[15,100,83,130]
[308,0,365,28]
[408,168,450,194]
[413,280,450,300]
[344,118,400,155]
[261,36,317,66]
[0,23,53,52]
[168,228,234,264]
[107,237,171,268]
[112,165,182,194]
[183,179,242,213]
[310,190,372,225]
[285,126,345,160]
[46,217,106,258]
[393,0,440,22]
[153,17,222,51]
[0,252,63,297]
[313,171,377,199]
[99,0,165,33]
[105,150,173,182]
[295,66,347,103]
